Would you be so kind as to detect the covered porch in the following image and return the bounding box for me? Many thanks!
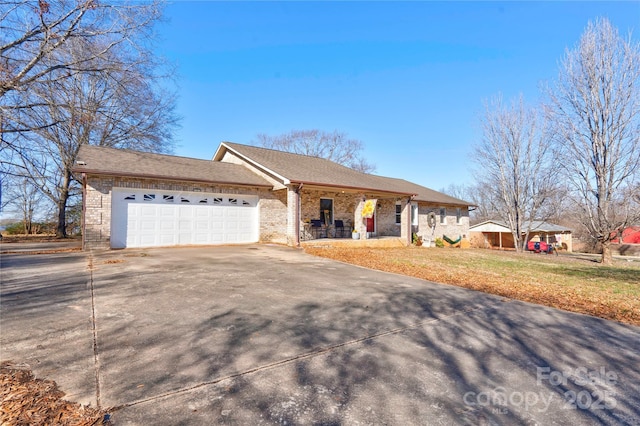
[293,186,413,245]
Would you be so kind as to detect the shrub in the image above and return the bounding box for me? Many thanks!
[435,237,445,248]
[3,222,26,235]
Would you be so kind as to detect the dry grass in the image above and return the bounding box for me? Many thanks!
[304,247,640,326]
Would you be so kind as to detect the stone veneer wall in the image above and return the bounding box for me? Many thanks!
[299,189,360,230]
[375,199,402,237]
[414,204,470,243]
[299,190,409,239]
[83,175,285,249]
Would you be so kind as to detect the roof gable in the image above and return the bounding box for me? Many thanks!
[74,145,272,188]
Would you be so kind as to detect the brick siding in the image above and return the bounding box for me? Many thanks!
[83,175,284,250]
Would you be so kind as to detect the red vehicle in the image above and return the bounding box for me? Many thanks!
[527,240,557,255]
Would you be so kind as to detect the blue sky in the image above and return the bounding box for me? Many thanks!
[157,1,639,192]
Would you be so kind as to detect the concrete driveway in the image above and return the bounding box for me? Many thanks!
[1,244,639,425]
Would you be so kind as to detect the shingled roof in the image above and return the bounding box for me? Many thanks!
[214,142,472,206]
[74,145,272,188]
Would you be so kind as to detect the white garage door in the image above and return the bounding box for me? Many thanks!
[111,189,259,248]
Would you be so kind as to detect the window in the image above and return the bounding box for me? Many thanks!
[124,194,136,200]
[395,203,402,225]
[180,197,190,203]
[143,194,155,201]
[199,198,208,204]
[213,197,223,204]
[229,198,238,205]
[320,198,333,225]
[163,195,174,202]
[456,208,462,224]
[411,204,418,226]
[439,207,446,224]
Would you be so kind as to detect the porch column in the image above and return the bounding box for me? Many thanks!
[354,196,365,238]
[287,185,301,246]
[362,198,377,239]
[400,197,412,246]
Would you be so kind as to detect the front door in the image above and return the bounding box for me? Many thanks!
[366,214,375,233]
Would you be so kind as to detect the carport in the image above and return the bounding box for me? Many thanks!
[470,219,573,251]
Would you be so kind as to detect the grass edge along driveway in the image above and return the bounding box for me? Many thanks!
[304,247,640,327]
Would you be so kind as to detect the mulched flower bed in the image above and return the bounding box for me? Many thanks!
[0,362,108,426]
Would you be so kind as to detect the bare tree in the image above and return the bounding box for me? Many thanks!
[5,178,48,234]
[9,44,177,237]
[440,183,492,224]
[466,183,502,225]
[546,18,640,265]
[473,94,558,252]
[0,0,162,99]
[255,129,376,173]
[1,2,178,237]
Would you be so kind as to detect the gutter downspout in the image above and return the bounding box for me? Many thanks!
[81,173,87,251]
[407,196,414,246]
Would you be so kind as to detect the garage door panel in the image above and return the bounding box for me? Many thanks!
[159,220,175,231]
[159,234,177,245]
[112,189,258,248]
[195,221,210,231]
[140,220,156,231]
[193,233,210,244]
[178,233,192,244]
[140,234,157,246]
[195,208,209,218]
[178,220,192,231]
[179,208,193,218]
[141,206,158,217]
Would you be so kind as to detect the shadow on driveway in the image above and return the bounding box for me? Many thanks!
[2,245,639,424]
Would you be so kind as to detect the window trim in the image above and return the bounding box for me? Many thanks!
[395,202,402,225]
[411,203,419,226]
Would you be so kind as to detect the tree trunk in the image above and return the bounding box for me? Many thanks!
[23,219,32,235]
[513,231,522,253]
[56,197,68,238]
[601,241,613,266]
[56,170,72,238]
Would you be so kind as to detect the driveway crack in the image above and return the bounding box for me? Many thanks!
[88,253,102,409]
[119,304,485,410]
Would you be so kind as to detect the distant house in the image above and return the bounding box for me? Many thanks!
[74,142,473,250]
[612,226,640,244]
[469,220,572,252]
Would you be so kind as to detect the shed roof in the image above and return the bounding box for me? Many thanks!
[74,145,272,188]
[470,220,572,233]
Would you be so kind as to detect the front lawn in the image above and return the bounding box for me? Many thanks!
[304,247,640,326]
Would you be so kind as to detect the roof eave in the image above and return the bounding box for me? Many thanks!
[74,169,273,189]
[413,198,475,207]
[291,180,416,197]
